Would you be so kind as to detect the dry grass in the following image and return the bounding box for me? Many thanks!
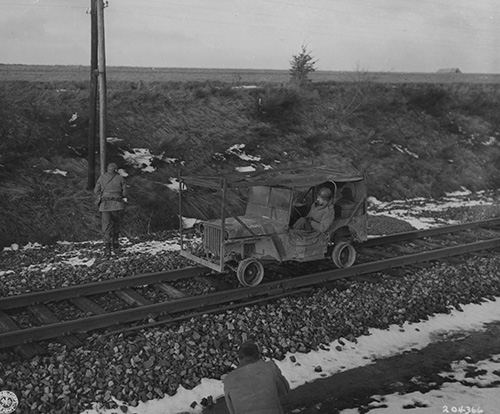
[1,79,499,245]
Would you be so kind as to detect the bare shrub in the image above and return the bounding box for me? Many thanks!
[256,87,303,128]
[406,86,450,116]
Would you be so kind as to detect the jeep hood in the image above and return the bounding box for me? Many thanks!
[204,216,287,238]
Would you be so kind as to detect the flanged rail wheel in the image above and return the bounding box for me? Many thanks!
[236,258,264,287]
[331,242,356,268]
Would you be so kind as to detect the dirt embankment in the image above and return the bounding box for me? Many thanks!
[1,80,500,246]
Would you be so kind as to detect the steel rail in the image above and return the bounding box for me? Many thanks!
[361,217,500,248]
[0,266,203,311]
[2,218,497,311]
[1,237,498,349]
[103,287,316,337]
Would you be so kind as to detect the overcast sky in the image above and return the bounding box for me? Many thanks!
[0,0,498,72]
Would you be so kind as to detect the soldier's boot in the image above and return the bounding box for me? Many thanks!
[104,243,112,258]
[112,236,120,251]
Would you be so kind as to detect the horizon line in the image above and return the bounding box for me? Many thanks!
[0,63,499,76]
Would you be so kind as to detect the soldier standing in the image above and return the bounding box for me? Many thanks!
[94,162,127,256]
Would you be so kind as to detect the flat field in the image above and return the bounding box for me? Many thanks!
[1,63,500,83]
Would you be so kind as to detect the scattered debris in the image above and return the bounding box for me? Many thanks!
[391,143,419,159]
[212,152,226,162]
[106,137,124,144]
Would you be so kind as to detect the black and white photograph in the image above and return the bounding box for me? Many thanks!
[0,1,499,413]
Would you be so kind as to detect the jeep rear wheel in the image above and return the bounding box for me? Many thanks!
[331,242,356,268]
[236,258,264,287]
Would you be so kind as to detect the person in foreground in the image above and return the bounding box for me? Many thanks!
[223,341,290,414]
[94,162,127,257]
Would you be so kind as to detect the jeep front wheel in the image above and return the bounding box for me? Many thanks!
[331,242,356,268]
[236,258,264,287]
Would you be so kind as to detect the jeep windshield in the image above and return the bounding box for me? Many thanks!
[245,186,292,224]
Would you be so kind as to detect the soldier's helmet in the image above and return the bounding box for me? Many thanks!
[318,187,333,200]
[107,162,118,173]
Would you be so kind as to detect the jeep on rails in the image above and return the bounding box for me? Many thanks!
[179,166,367,286]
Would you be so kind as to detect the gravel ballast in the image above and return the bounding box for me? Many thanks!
[0,254,499,413]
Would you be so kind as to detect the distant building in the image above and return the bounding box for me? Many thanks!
[437,68,462,74]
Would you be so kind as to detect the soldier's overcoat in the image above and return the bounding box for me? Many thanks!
[94,172,127,212]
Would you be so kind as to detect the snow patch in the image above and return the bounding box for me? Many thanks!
[123,240,181,255]
[483,136,497,146]
[121,148,179,173]
[117,168,128,177]
[3,242,45,252]
[121,148,157,172]
[62,257,96,267]
[165,178,186,192]
[368,189,496,230]
[43,169,68,177]
[56,240,101,247]
[231,85,259,89]
[23,242,43,250]
[82,379,222,414]
[235,166,256,173]
[182,217,201,229]
[275,298,500,390]
[26,263,56,273]
[4,243,19,251]
[226,144,261,162]
[68,112,78,123]
[340,355,500,413]
[445,187,472,197]
[81,297,500,414]
[366,196,382,206]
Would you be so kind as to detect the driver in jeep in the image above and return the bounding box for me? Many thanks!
[293,187,335,233]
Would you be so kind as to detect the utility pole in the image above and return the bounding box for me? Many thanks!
[87,0,98,189]
[97,0,107,175]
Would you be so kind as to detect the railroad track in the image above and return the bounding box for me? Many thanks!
[1,218,499,357]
